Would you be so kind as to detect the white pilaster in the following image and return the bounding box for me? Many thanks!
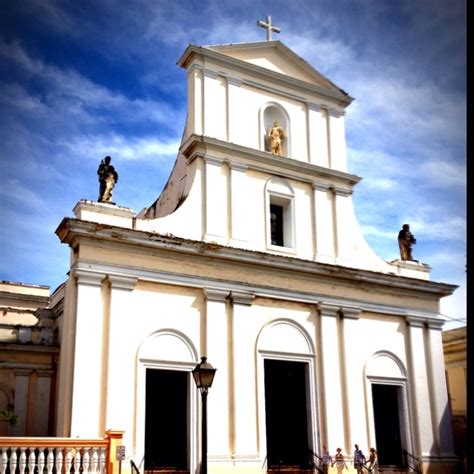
[203,69,226,140]
[104,275,137,440]
[204,288,232,459]
[426,322,456,456]
[406,318,433,456]
[204,156,228,245]
[333,187,353,264]
[187,65,203,137]
[229,163,251,247]
[12,369,30,436]
[340,307,362,451]
[230,291,257,461]
[70,270,105,437]
[313,183,335,263]
[318,303,344,450]
[308,103,329,167]
[226,76,242,144]
[327,109,347,172]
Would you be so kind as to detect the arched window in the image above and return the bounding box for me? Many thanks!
[260,103,290,157]
[265,178,295,250]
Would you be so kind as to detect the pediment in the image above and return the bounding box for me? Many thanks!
[208,41,346,96]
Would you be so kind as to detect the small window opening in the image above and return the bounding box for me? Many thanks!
[270,204,284,246]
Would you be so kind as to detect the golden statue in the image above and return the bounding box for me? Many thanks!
[268,120,285,156]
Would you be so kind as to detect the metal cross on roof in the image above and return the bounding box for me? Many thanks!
[257,15,281,41]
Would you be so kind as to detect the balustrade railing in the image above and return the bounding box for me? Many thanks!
[0,431,124,474]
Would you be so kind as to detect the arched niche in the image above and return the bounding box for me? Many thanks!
[365,350,407,379]
[257,318,314,356]
[265,177,294,197]
[138,329,198,365]
[260,103,290,157]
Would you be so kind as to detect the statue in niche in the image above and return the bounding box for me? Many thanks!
[97,156,118,203]
[267,120,285,156]
[397,223,416,261]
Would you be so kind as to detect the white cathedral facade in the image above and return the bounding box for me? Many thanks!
[53,40,458,473]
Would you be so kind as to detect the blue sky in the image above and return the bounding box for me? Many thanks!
[0,0,466,329]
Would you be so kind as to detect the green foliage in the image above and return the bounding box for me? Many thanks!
[0,408,18,426]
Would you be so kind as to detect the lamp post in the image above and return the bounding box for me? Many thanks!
[192,356,217,474]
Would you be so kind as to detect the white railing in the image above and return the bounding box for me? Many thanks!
[0,440,108,474]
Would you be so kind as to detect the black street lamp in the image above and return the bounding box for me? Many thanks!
[192,356,217,474]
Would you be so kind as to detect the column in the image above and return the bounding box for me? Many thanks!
[307,103,329,166]
[204,156,228,245]
[229,163,250,248]
[318,303,344,450]
[340,307,362,452]
[204,288,232,460]
[35,370,53,435]
[406,318,433,457]
[104,275,137,438]
[70,269,106,437]
[333,187,354,264]
[230,291,257,462]
[187,65,203,136]
[313,183,335,263]
[226,76,242,144]
[203,68,226,139]
[327,109,347,172]
[426,321,456,456]
[12,369,30,436]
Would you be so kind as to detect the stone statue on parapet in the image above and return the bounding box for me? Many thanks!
[398,223,416,261]
[97,155,118,203]
[268,120,285,156]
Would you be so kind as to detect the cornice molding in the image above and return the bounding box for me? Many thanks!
[307,102,322,112]
[318,302,340,317]
[333,186,353,197]
[230,291,255,306]
[71,269,106,287]
[341,306,361,319]
[64,258,451,330]
[224,75,242,87]
[108,274,138,291]
[177,44,353,107]
[204,155,225,166]
[204,288,230,302]
[57,222,457,302]
[312,182,331,192]
[180,134,361,189]
[406,316,426,328]
[328,108,345,118]
[202,68,219,79]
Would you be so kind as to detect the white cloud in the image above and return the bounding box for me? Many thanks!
[0,179,49,210]
[418,159,466,188]
[61,134,181,162]
[0,41,184,132]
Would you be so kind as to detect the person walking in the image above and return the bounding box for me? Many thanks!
[321,445,332,473]
[366,447,378,473]
[353,444,366,474]
[331,447,348,473]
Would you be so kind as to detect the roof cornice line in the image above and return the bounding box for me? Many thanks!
[55,218,458,297]
[177,44,353,106]
[70,260,447,324]
[179,134,361,187]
